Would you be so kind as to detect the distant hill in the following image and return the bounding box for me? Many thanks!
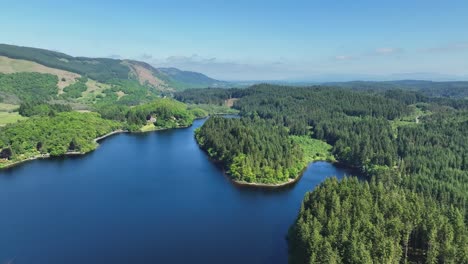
[325,80,468,99]
[158,67,230,89]
[0,43,228,91]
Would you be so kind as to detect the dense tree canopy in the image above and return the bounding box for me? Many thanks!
[0,72,58,102]
[125,98,197,131]
[0,44,131,83]
[196,117,305,184]
[185,84,468,263]
[289,177,467,264]
[0,112,121,164]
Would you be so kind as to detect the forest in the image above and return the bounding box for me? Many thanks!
[0,44,131,82]
[0,112,121,164]
[125,98,200,131]
[0,65,466,262]
[288,177,467,263]
[186,84,468,263]
[0,72,58,102]
[195,117,306,184]
[0,98,203,166]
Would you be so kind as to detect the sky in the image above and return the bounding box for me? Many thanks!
[1,0,468,81]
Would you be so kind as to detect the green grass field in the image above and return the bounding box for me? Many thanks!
[390,104,431,131]
[290,135,335,163]
[140,123,157,132]
[0,103,19,112]
[0,103,27,126]
[0,111,27,126]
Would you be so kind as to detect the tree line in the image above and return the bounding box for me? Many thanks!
[195,116,305,184]
[183,84,468,263]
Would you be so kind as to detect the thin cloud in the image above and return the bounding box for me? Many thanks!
[373,47,403,55]
[139,53,153,60]
[425,42,468,53]
[107,54,122,59]
[334,47,403,61]
[140,54,311,80]
[334,55,354,61]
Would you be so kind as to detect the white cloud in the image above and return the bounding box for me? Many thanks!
[374,47,403,55]
[139,53,153,60]
[334,55,354,61]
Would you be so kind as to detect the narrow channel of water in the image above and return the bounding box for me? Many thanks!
[0,118,357,264]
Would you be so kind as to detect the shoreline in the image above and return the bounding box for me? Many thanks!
[231,172,303,188]
[94,129,128,142]
[0,124,192,170]
[197,143,318,188]
[224,161,325,188]
[196,136,348,189]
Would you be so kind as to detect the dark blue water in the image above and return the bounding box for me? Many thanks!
[0,118,355,264]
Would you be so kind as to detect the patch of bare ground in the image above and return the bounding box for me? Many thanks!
[225,98,239,108]
[125,62,165,87]
[116,91,126,100]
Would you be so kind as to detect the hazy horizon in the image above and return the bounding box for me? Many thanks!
[2,0,467,81]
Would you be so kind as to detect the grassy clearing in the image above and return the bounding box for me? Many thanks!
[391,104,431,131]
[0,112,27,126]
[188,104,239,115]
[140,123,157,132]
[291,135,335,163]
[77,79,111,104]
[0,103,19,112]
[0,103,26,126]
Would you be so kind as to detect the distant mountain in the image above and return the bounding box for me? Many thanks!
[158,67,230,89]
[0,43,228,91]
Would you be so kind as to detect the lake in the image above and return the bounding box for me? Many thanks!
[0,118,356,264]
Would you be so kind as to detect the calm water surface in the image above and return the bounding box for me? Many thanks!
[0,118,356,264]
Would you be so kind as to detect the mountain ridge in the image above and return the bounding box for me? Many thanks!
[0,43,228,91]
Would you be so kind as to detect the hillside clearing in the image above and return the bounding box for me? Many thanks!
[0,111,27,126]
[0,56,80,90]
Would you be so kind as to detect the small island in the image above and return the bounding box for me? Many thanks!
[195,116,334,186]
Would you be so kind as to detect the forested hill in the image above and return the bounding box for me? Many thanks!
[182,84,468,263]
[326,80,468,99]
[0,43,228,90]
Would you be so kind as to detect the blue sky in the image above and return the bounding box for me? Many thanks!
[1,0,468,81]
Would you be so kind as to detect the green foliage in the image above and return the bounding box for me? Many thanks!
[195,117,305,184]
[157,67,228,90]
[188,107,209,119]
[96,79,159,106]
[94,104,130,122]
[396,110,468,214]
[0,72,58,102]
[19,101,72,117]
[188,84,468,262]
[62,77,88,99]
[0,44,131,83]
[289,177,468,264]
[187,104,239,115]
[330,80,468,99]
[125,98,195,131]
[175,88,248,105]
[0,112,121,164]
[290,135,335,163]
